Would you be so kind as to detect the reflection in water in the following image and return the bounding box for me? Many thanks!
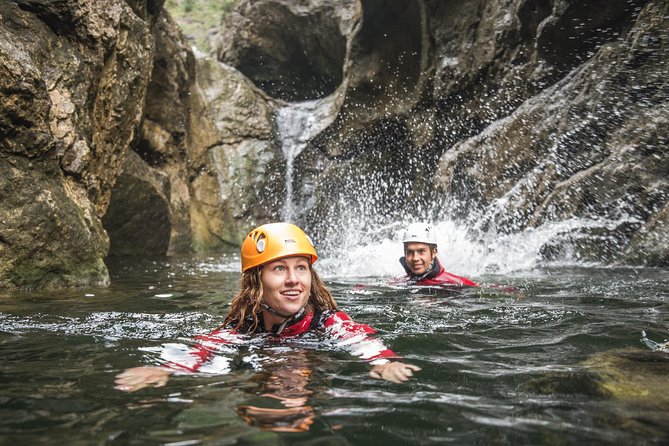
[1,259,669,445]
[147,340,326,433]
[237,352,316,432]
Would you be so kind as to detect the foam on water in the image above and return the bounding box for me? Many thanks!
[0,311,217,340]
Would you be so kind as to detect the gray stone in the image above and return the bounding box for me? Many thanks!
[214,0,358,101]
[436,0,668,265]
[0,0,152,288]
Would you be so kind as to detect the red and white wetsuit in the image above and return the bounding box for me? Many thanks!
[395,257,477,287]
[160,309,399,374]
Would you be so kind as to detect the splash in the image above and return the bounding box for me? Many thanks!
[316,215,642,279]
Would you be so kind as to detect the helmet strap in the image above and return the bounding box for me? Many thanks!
[260,302,309,335]
[260,302,293,319]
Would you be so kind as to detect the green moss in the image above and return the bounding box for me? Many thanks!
[164,0,236,53]
[7,258,109,290]
[584,350,669,407]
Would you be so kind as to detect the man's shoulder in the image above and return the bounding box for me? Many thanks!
[430,269,477,286]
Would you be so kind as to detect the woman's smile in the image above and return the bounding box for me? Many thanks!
[260,256,312,327]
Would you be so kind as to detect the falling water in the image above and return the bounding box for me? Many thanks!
[275,94,342,221]
[3,256,668,445]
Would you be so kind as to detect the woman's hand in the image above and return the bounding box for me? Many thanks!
[370,361,421,383]
[114,366,172,392]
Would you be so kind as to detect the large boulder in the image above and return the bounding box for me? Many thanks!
[0,157,109,288]
[526,348,669,438]
[192,56,282,249]
[437,0,669,265]
[215,0,358,101]
[0,0,154,289]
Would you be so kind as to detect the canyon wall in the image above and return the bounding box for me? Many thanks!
[1,0,667,289]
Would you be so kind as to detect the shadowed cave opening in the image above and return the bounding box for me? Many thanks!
[102,158,171,257]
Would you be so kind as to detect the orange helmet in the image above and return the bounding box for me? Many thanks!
[241,222,318,272]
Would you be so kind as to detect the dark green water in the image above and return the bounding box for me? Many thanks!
[1,256,668,445]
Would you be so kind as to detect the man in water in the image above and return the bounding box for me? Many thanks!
[398,222,477,287]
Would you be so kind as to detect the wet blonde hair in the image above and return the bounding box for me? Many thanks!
[223,261,337,333]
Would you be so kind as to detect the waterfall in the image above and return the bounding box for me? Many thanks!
[275,94,341,221]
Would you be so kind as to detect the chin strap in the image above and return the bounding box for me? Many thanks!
[260,302,293,319]
[260,302,308,335]
[399,257,439,284]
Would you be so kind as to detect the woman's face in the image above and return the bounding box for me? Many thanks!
[260,256,312,325]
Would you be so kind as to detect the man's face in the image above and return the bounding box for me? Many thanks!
[404,242,437,275]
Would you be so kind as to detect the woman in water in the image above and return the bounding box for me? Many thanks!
[115,222,420,392]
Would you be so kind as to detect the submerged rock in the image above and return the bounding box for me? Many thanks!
[584,349,669,405]
[526,348,669,438]
[527,349,669,406]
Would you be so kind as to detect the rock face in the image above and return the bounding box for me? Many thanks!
[210,0,364,247]
[436,0,669,265]
[214,0,668,264]
[0,0,156,288]
[0,0,283,289]
[215,0,358,101]
[1,0,668,289]
[103,8,219,257]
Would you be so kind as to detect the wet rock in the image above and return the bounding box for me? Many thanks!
[436,0,668,265]
[0,156,109,289]
[622,202,669,265]
[102,151,171,257]
[584,349,669,406]
[215,0,358,101]
[286,0,437,240]
[196,57,274,142]
[525,370,608,397]
[0,0,153,289]
[526,350,669,404]
[192,56,282,249]
[429,0,648,145]
[335,0,430,136]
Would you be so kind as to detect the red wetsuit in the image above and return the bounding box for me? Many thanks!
[161,309,398,374]
[395,257,477,287]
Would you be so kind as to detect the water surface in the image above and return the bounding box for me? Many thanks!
[1,256,668,445]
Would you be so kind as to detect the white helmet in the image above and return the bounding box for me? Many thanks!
[402,222,438,245]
